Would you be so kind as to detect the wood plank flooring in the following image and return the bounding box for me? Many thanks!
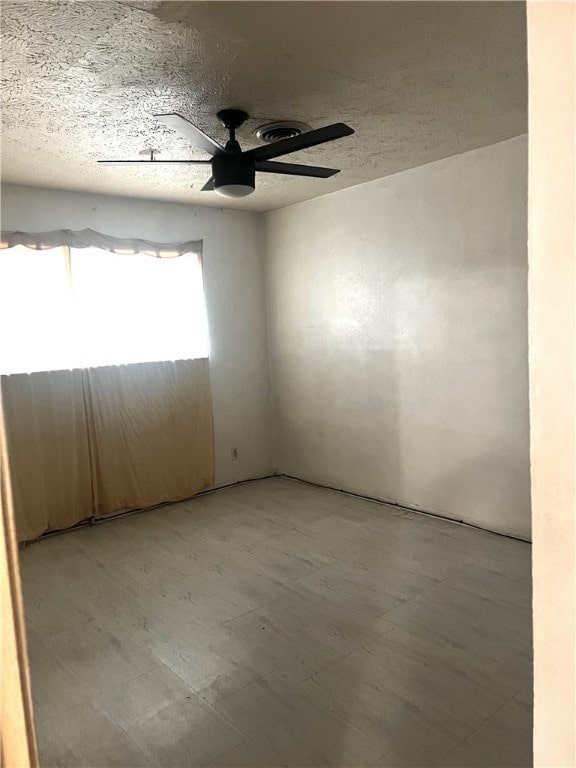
[19,477,532,767]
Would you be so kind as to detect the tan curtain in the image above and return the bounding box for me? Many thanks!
[86,359,214,517]
[0,362,215,540]
[0,370,94,542]
[0,231,214,542]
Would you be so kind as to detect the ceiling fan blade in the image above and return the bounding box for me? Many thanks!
[98,160,211,165]
[201,177,215,191]
[255,160,340,178]
[246,123,354,162]
[155,113,226,157]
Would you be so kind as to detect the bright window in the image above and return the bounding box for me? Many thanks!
[0,245,209,374]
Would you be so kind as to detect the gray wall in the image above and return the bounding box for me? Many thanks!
[265,136,530,538]
[0,185,274,487]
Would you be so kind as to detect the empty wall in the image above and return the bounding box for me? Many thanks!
[265,136,530,539]
[0,184,273,486]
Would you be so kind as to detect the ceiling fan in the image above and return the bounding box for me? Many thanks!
[98,109,354,198]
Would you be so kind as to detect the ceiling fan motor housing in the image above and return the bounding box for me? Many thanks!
[212,153,255,192]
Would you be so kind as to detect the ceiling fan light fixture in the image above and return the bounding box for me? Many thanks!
[212,151,255,197]
[214,183,255,198]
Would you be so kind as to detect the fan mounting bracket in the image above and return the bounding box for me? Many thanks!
[217,109,250,131]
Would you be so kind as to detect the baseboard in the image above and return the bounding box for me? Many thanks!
[25,473,277,545]
[196,473,277,498]
[26,470,531,546]
[277,473,532,544]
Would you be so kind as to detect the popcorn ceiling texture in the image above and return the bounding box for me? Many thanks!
[1,0,527,212]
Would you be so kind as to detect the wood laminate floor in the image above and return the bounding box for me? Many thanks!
[19,477,532,768]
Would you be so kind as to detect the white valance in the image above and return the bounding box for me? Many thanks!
[0,228,202,258]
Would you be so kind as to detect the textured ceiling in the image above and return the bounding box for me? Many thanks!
[1,1,527,212]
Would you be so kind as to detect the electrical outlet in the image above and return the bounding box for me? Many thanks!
[231,447,239,461]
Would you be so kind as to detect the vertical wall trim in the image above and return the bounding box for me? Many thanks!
[528,2,576,764]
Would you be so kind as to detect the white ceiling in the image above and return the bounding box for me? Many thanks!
[1,1,527,213]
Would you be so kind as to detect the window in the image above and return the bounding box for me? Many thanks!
[0,245,209,374]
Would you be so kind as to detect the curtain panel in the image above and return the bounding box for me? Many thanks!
[0,361,214,541]
[87,359,214,517]
[0,231,214,542]
[0,370,94,541]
